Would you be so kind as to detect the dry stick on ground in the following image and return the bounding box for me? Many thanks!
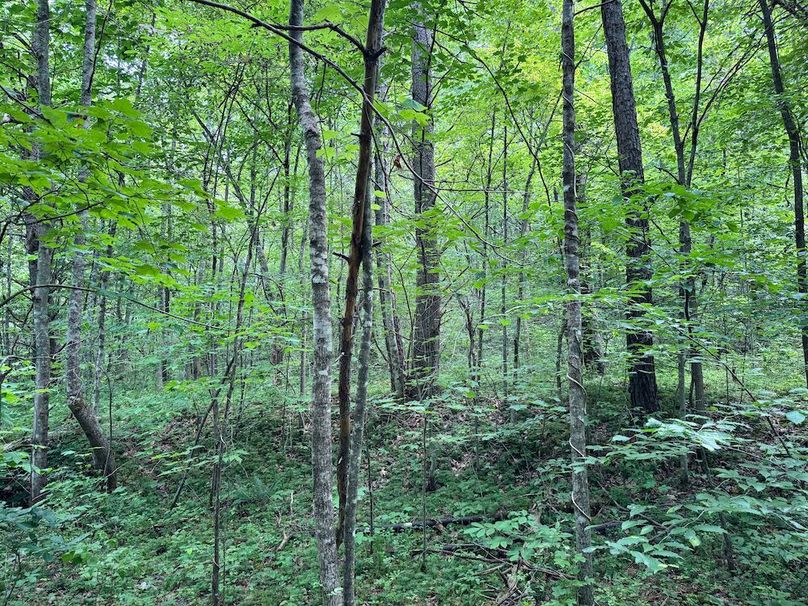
[359,512,507,534]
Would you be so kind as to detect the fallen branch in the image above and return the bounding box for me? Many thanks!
[363,512,507,533]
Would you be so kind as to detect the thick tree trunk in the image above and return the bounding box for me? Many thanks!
[562,1,594,602]
[67,221,118,490]
[30,226,51,504]
[409,8,441,396]
[759,0,808,386]
[288,1,340,603]
[601,0,659,413]
[336,0,385,542]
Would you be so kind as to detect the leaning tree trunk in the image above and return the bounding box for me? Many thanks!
[759,0,808,387]
[29,0,53,505]
[409,7,441,396]
[562,1,595,602]
[601,0,659,413]
[288,0,340,603]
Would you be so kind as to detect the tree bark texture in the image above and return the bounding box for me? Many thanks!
[336,0,385,541]
[288,1,340,603]
[562,0,595,603]
[759,0,808,387]
[409,8,441,396]
[601,0,659,412]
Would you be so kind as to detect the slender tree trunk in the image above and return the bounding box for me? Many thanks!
[639,0,708,423]
[476,114,496,388]
[513,156,536,382]
[409,7,441,395]
[93,223,115,415]
[562,1,594,602]
[759,0,808,387]
[577,167,604,375]
[29,0,53,505]
[601,0,659,413]
[374,105,406,399]
[501,124,509,409]
[343,129,377,606]
[64,0,118,491]
[288,1,340,603]
[211,203,259,606]
[271,113,296,373]
[336,0,385,542]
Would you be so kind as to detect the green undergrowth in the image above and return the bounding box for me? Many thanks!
[2,378,806,605]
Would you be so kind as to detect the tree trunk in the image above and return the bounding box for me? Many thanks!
[475,113,496,389]
[759,0,808,387]
[501,124,509,409]
[288,1,340,603]
[343,118,378,606]
[638,0,708,420]
[93,222,115,415]
[409,7,441,396]
[64,0,118,492]
[374,101,406,399]
[29,0,53,505]
[336,0,385,542]
[562,1,595,601]
[577,167,604,375]
[601,0,659,413]
[513,155,537,382]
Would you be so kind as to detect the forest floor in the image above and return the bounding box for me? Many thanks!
[2,377,807,605]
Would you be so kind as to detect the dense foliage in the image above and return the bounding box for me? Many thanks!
[0,0,806,604]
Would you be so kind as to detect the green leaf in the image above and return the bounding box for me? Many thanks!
[785,410,805,425]
[630,551,666,573]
